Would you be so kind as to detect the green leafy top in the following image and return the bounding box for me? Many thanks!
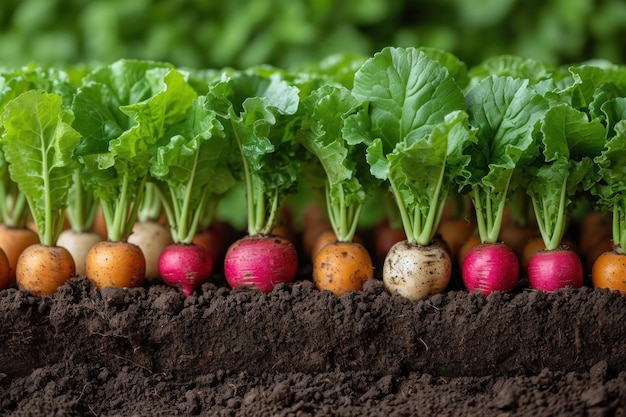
[526,103,606,250]
[461,75,549,243]
[591,97,626,250]
[71,59,189,242]
[150,94,235,244]
[1,90,81,246]
[0,66,75,228]
[206,67,301,236]
[297,84,379,242]
[349,46,471,245]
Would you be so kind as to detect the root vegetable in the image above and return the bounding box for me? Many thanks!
[158,243,213,296]
[16,244,75,296]
[0,248,10,291]
[224,235,298,292]
[592,250,626,294]
[462,242,519,295]
[85,241,146,289]
[313,241,374,296]
[0,224,40,284]
[527,247,583,291]
[57,229,104,276]
[383,239,451,300]
[128,220,173,280]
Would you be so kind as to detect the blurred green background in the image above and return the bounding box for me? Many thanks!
[0,0,624,70]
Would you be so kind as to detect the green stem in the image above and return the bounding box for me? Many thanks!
[472,185,487,243]
[388,178,414,244]
[177,150,200,243]
[109,173,130,242]
[137,182,162,222]
[472,174,511,244]
[231,119,258,236]
[547,177,568,250]
[613,198,626,251]
[416,162,448,246]
[42,140,52,247]
[69,169,85,231]
[183,192,207,243]
[260,189,278,235]
[531,196,550,248]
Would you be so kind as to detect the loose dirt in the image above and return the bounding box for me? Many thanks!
[1,270,625,416]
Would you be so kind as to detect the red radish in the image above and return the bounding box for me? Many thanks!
[224,235,298,293]
[158,243,214,296]
[527,248,583,291]
[383,239,451,301]
[462,243,519,295]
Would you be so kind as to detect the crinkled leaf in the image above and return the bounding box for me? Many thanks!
[462,75,548,193]
[72,59,174,173]
[2,90,80,245]
[352,47,466,155]
[593,98,626,206]
[150,97,234,196]
[205,69,301,235]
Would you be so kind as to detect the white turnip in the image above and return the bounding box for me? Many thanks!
[128,220,173,280]
[383,239,451,301]
[158,243,213,296]
[57,229,104,276]
[462,242,519,295]
[224,235,298,293]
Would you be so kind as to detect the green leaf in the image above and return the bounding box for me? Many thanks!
[385,110,475,244]
[71,59,185,242]
[352,46,466,154]
[207,68,301,236]
[297,84,379,241]
[2,90,80,246]
[150,96,235,243]
[525,103,605,249]
[462,75,549,242]
[350,47,471,244]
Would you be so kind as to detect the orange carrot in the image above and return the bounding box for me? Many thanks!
[313,241,374,295]
[591,250,626,294]
[0,224,40,285]
[85,241,146,289]
[16,245,75,296]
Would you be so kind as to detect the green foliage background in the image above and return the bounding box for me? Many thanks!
[0,0,625,70]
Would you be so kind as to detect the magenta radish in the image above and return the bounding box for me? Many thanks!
[224,235,298,292]
[462,243,519,295]
[158,243,214,296]
[527,248,583,292]
[208,67,302,292]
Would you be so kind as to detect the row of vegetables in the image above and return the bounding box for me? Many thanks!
[0,46,624,300]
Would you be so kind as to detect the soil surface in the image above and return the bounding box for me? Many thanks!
[1,268,625,416]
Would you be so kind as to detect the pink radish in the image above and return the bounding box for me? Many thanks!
[224,235,298,293]
[158,243,214,296]
[527,248,583,292]
[462,242,519,295]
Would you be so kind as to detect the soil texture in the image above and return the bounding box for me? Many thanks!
[1,272,625,416]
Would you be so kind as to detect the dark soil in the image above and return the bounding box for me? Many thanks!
[1,269,625,416]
